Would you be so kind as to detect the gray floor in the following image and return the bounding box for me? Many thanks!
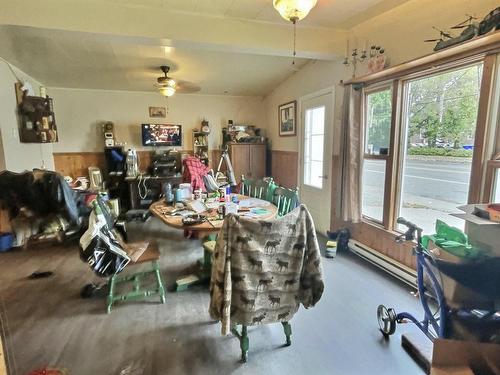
[0,217,424,375]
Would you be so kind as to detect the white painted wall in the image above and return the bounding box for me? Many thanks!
[263,0,499,157]
[49,88,266,153]
[264,60,349,154]
[0,60,54,172]
[350,0,500,67]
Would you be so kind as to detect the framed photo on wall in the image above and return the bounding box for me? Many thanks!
[278,100,296,137]
[149,106,166,118]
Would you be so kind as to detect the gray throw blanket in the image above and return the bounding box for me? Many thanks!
[209,204,324,335]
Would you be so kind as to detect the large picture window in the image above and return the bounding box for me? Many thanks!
[398,63,483,233]
[360,56,497,235]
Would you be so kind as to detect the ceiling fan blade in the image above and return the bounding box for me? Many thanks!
[424,39,440,42]
[176,80,201,94]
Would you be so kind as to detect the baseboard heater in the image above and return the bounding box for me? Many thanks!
[348,239,417,289]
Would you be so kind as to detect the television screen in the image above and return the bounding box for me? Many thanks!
[142,124,182,147]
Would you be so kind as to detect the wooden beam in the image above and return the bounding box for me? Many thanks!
[344,31,500,86]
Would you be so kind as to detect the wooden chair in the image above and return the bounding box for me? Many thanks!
[272,186,299,217]
[241,176,276,201]
[94,196,166,313]
[107,241,166,313]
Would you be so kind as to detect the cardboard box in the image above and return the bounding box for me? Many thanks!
[427,241,493,310]
[453,204,500,257]
[431,339,500,375]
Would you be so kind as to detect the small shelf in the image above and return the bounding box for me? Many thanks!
[192,129,209,165]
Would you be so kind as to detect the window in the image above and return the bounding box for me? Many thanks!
[362,88,392,222]
[303,106,325,189]
[398,64,483,233]
[359,56,498,236]
[494,169,500,203]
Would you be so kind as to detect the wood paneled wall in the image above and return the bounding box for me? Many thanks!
[271,150,298,189]
[53,152,106,178]
[53,150,192,178]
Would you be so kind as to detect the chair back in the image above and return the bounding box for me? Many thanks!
[241,176,275,200]
[272,186,299,217]
[240,176,255,197]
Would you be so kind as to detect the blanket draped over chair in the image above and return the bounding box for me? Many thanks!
[209,204,324,335]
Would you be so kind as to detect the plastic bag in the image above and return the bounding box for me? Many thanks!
[79,210,130,277]
[421,219,484,259]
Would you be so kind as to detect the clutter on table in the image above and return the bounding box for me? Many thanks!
[159,182,273,224]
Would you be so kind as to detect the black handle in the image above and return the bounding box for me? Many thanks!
[395,217,424,245]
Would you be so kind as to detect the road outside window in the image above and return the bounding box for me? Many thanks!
[398,64,483,234]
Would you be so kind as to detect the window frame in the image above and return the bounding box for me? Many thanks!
[361,84,393,224]
[303,104,326,190]
[360,53,498,232]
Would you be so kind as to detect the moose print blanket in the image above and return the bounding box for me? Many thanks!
[209,204,324,335]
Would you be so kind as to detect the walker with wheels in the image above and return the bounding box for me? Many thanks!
[377,217,500,342]
[377,217,449,340]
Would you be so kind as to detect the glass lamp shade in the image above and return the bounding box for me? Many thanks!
[158,80,176,97]
[273,0,318,22]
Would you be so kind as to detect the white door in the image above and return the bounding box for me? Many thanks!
[299,91,334,234]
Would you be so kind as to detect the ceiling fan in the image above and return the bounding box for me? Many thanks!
[154,65,200,97]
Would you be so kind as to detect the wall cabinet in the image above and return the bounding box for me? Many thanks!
[228,143,266,180]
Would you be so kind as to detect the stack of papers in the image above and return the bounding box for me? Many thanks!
[238,198,270,208]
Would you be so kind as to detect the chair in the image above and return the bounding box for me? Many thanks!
[93,196,166,313]
[232,322,292,363]
[107,241,165,313]
[241,175,276,201]
[272,186,299,217]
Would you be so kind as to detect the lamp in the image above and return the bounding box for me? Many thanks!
[273,0,318,65]
[157,65,176,97]
[158,81,176,97]
[273,0,318,23]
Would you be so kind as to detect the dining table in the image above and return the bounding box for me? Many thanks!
[149,194,278,291]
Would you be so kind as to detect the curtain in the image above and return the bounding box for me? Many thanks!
[339,84,364,223]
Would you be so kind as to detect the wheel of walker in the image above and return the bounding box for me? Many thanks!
[377,304,397,337]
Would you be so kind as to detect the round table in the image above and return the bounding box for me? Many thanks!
[149,195,278,291]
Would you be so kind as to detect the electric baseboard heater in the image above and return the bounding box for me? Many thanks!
[348,239,417,288]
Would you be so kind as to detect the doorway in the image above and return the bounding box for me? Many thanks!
[299,90,334,233]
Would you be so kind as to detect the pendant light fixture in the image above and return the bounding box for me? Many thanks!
[273,0,318,65]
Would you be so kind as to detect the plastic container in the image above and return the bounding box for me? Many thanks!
[0,233,14,252]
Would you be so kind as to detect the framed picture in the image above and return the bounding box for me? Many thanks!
[149,106,166,118]
[278,100,296,137]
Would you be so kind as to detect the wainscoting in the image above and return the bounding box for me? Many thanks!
[53,152,106,178]
[270,150,298,189]
[53,150,191,178]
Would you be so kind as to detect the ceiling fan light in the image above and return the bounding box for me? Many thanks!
[273,0,318,22]
[159,86,176,97]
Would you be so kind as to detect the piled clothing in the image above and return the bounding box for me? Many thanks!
[209,204,324,335]
[182,156,209,191]
[0,170,79,225]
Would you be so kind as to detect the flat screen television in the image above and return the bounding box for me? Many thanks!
[142,124,182,147]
